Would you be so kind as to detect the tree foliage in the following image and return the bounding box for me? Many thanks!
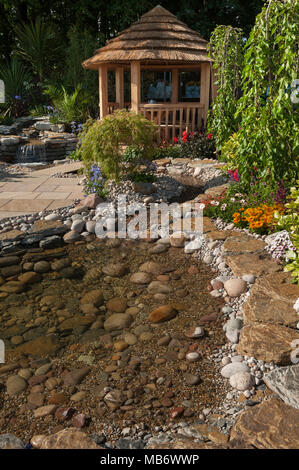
[235,0,299,187]
[208,25,244,151]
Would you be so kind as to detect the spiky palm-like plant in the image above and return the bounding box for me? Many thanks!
[0,57,31,101]
[15,17,58,82]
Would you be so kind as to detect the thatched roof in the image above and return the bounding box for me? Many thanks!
[83,5,211,69]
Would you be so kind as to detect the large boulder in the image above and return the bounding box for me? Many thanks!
[39,428,101,449]
[242,272,299,327]
[264,365,299,410]
[230,398,299,449]
[237,323,299,364]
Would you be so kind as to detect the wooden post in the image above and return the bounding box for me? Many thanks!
[200,62,211,126]
[99,64,108,119]
[116,67,124,109]
[171,69,179,104]
[131,61,140,113]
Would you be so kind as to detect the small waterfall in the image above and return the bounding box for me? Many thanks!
[16,140,47,164]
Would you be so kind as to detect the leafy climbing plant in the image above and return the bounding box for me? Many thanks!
[235,0,299,188]
[207,25,244,151]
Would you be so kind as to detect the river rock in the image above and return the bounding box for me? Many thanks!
[18,271,41,284]
[229,371,255,391]
[139,261,166,275]
[81,289,104,306]
[148,281,172,294]
[149,305,177,323]
[220,362,250,378]
[6,375,27,395]
[0,281,25,293]
[34,404,57,418]
[170,233,186,248]
[130,272,152,284]
[63,231,81,243]
[102,262,129,277]
[63,367,90,386]
[104,313,133,332]
[106,297,127,313]
[34,261,51,273]
[224,278,247,297]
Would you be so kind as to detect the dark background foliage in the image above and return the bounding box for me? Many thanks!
[0,0,264,61]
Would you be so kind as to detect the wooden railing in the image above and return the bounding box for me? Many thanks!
[139,103,205,143]
[108,102,131,114]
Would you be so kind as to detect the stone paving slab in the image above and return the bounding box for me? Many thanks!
[0,162,84,219]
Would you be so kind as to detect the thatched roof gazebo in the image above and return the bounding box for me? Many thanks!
[83,5,215,142]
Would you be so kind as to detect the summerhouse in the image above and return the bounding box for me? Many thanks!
[82,5,215,142]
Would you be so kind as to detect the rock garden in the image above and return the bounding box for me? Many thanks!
[0,0,298,451]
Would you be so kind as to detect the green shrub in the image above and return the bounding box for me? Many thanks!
[178,131,216,160]
[45,85,89,127]
[152,145,181,160]
[78,110,158,181]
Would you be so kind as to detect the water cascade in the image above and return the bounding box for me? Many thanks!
[16,139,47,164]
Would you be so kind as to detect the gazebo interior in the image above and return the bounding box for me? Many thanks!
[83,5,215,142]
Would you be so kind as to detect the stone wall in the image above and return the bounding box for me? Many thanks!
[0,134,78,163]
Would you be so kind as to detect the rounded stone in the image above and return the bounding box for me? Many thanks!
[6,375,27,395]
[34,261,51,274]
[102,263,129,277]
[149,305,177,323]
[104,313,133,332]
[139,261,166,275]
[130,272,152,284]
[81,289,104,307]
[71,219,85,233]
[114,340,128,352]
[123,332,137,345]
[148,281,172,294]
[221,362,250,378]
[184,326,204,338]
[170,233,186,248]
[18,271,41,284]
[106,297,127,313]
[224,278,247,297]
[63,231,81,243]
[229,371,255,391]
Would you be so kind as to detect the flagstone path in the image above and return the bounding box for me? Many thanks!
[0,162,84,220]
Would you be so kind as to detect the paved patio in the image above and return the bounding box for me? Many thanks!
[0,161,84,220]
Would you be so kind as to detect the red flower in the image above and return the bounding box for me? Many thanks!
[173,137,178,143]
[207,133,213,140]
[182,130,188,136]
[182,134,188,142]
